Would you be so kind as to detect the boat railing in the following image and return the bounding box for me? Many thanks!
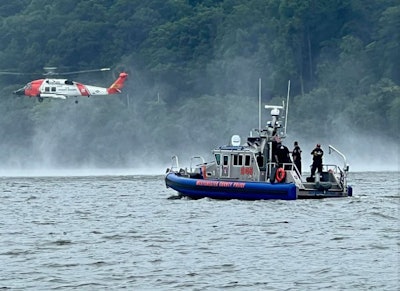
[306,164,345,186]
[322,164,339,173]
[283,163,302,177]
[265,162,301,181]
[328,145,349,189]
[190,156,205,172]
[268,162,343,184]
[328,145,349,172]
[267,162,299,173]
[170,155,180,172]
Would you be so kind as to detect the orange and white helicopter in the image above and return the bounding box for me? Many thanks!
[2,67,128,103]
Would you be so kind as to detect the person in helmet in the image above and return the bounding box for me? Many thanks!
[310,144,323,178]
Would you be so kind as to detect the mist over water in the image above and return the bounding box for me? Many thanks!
[284,133,399,173]
[0,66,398,175]
[0,92,398,176]
[0,167,165,178]
[1,136,396,177]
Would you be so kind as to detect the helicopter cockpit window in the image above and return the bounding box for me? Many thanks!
[65,80,73,85]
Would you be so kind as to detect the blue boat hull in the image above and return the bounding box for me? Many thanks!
[165,173,297,200]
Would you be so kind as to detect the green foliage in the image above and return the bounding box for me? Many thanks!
[0,0,398,167]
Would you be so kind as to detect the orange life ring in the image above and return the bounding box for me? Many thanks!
[275,168,286,183]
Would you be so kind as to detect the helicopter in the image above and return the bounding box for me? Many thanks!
[1,67,128,103]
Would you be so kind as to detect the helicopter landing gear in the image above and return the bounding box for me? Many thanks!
[38,96,44,103]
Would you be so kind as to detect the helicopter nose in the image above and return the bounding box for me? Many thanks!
[13,88,25,96]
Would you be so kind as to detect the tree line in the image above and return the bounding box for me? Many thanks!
[0,0,398,168]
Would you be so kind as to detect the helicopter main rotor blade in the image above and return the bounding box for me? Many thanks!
[1,67,112,77]
[50,68,111,76]
[0,71,29,75]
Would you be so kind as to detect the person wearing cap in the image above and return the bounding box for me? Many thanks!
[292,141,302,174]
[310,144,323,178]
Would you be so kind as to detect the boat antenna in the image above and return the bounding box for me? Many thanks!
[258,78,262,133]
[284,80,290,136]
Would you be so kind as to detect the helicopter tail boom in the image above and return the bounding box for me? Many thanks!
[107,72,128,94]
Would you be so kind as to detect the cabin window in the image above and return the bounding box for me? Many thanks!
[215,154,221,165]
[51,87,56,92]
[223,155,228,166]
[232,154,244,166]
[238,155,243,166]
[44,87,50,92]
[245,155,251,166]
[232,154,239,166]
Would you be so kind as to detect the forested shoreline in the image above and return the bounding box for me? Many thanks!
[0,0,398,169]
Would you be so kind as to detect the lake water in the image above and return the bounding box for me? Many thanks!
[0,171,398,290]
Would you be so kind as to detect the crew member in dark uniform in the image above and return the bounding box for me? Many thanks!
[292,141,302,174]
[275,142,291,168]
[310,144,323,177]
[271,136,280,164]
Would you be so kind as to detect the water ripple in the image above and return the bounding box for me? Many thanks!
[0,173,398,290]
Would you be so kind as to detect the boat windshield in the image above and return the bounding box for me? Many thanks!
[215,153,221,165]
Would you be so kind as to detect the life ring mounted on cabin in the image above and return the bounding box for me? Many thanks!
[275,168,286,183]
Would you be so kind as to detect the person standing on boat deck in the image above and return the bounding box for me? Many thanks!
[275,142,291,168]
[310,144,323,177]
[292,141,302,174]
[271,136,280,164]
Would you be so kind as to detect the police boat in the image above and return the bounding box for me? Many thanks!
[165,85,352,200]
